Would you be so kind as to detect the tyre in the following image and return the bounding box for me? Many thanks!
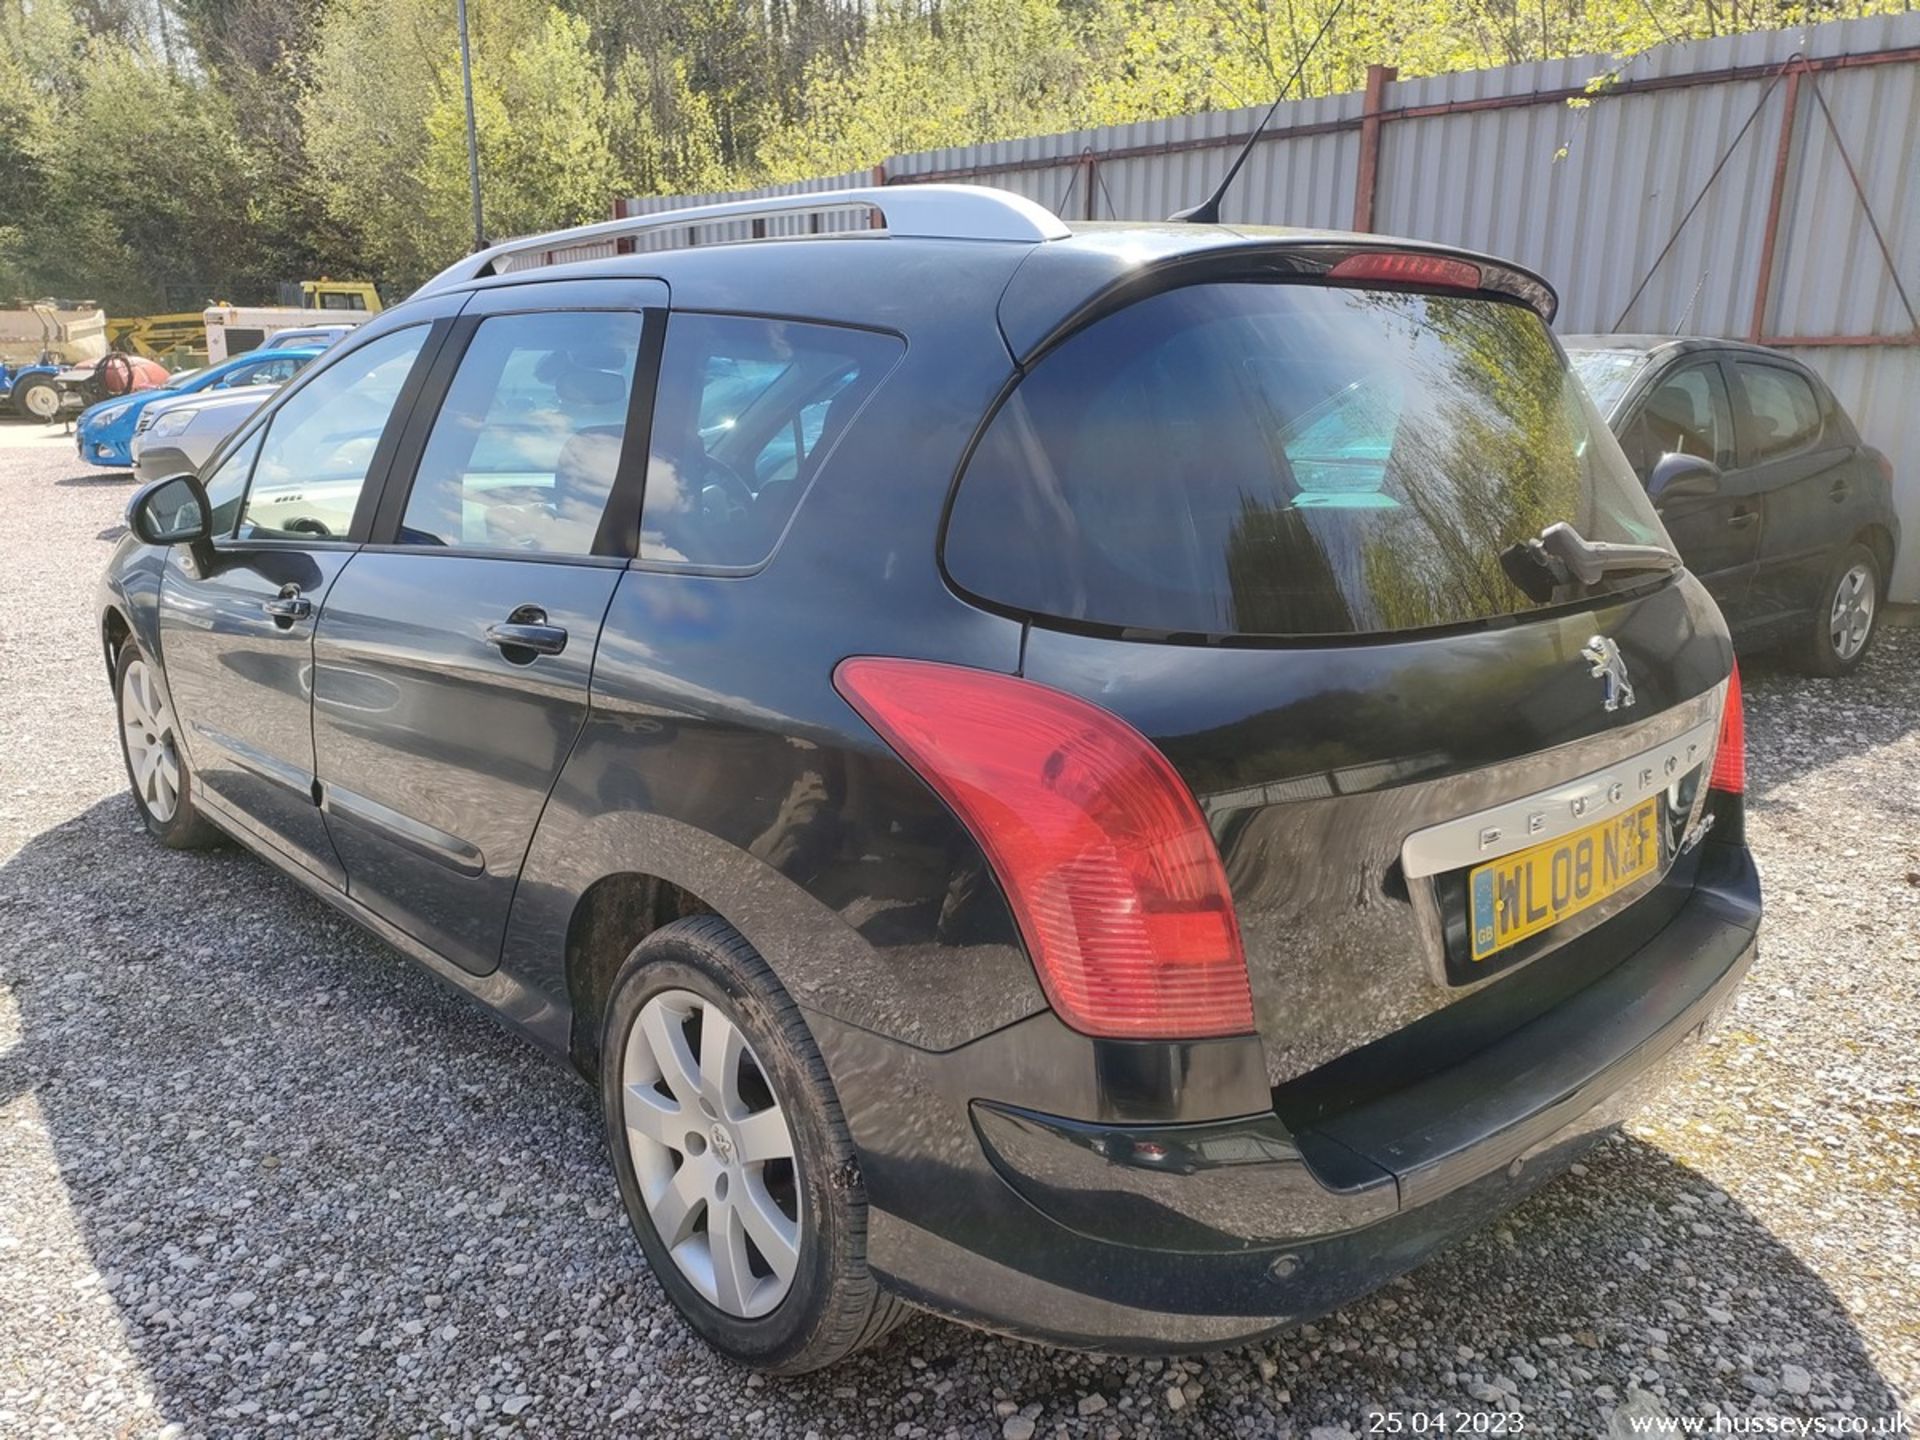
[1795,542,1881,677]
[600,916,908,1372]
[114,641,221,848]
[13,374,60,422]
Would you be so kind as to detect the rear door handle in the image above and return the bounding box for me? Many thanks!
[485,604,568,659]
[1829,479,1851,502]
[1727,510,1758,530]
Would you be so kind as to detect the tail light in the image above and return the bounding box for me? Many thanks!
[1710,661,1745,795]
[1327,252,1483,292]
[834,657,1254,1040]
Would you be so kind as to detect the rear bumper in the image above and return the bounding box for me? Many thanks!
[839,843,1759,1351]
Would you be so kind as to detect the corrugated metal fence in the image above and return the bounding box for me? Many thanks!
[609,13,1920,598]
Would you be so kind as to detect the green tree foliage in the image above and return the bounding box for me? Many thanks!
[0,0,1910,309]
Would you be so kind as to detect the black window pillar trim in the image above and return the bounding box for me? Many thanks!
[345,318,460,546]
[604,309,668,561]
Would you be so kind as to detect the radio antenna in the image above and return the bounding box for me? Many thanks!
[1170,0,1353,224]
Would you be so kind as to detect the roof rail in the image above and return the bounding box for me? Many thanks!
[411,184,1072,299]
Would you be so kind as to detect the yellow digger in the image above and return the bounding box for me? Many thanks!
[107,279,383,366]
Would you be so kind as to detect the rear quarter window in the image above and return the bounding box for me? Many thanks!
[944,281,1666,638]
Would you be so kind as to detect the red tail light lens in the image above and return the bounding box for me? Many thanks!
[834,657,1254,1040]
[1327,252,1483,291]
[1710,661,1745,794]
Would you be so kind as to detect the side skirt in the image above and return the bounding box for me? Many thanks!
[193,787,581,1076]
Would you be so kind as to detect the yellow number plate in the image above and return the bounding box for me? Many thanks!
[1469,797,1661,961]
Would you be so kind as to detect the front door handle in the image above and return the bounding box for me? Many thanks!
[262,587,312,623]
[1829,479,1851,502]
[486,604,568,660]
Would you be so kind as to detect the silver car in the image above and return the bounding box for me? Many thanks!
[131,384,279,483]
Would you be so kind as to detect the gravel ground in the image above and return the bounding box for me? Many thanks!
[1,423,1915,1439]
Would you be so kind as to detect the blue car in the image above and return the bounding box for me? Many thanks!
[74,347,320,468]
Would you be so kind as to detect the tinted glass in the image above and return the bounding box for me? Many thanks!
[1734,362,1821,461]
[203,430,264,536]
[226,356,303,388]
[399,311,641,555]
[1567,348,1646,416]
[641,315,901,566]
[1634,363,1732,472]
[945,283,1667,638]
[238,326,427,541]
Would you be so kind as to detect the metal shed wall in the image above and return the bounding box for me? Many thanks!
[617,12,1920,596]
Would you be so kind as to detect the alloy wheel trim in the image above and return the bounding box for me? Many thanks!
[621,987,802,1319]
[1829,562,1874,661]
[121,657,181,823]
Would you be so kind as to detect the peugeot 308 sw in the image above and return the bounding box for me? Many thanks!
[101,186,1759,1373]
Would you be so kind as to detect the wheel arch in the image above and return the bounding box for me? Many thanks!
[1853,523,1896,598]
[564,871,718,1079]
[102,604,132,685]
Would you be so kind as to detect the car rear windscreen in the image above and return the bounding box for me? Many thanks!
[944,282,1669,638]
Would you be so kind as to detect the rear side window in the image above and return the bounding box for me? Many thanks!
[945,282,1666,638]
[640,315,901,567]
[1733,362,1821,461]
[399,311,641,556]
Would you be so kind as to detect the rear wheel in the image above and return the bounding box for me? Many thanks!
[114,641,220,848]
[14,375,59,422]
[1796,542,1880,677]
[600,916,908,1372]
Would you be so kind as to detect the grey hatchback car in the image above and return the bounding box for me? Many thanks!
[101,187,1757,1373]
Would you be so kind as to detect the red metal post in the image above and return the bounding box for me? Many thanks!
[613,196,636,255]
[1749,64,1802,343]
[1352,64,1397,233]
[871,163,888,229]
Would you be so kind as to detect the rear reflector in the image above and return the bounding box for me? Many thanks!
[1327,252,1483,292]
[834,657,1255,1040]
[1710,661,1745,794]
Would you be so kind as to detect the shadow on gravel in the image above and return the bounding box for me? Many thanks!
[1737,626,1919,802]
[0,798,1906,1435]
[52,476,135,495]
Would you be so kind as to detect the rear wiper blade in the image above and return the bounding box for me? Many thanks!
[1500,522,1681,602]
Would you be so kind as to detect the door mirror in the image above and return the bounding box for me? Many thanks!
[1647,452,1722,508]
[129,472,212,547]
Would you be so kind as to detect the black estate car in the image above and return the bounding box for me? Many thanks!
[101,187,1758,1373]
[1566,335,1898,675]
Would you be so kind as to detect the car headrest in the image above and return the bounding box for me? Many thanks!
[1644,385,1700,433]
[554,368,627,409]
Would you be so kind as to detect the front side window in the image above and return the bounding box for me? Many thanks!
[1633,364,1732,473]
[226,356,303,389]
[640,315,901,567]
[203,430,264,537]
[237,326,428,542]
[945,282,1668,639]
[1734,362,1821,462]
[399,311,641,556]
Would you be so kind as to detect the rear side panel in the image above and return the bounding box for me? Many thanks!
[1021,574,1732,1084]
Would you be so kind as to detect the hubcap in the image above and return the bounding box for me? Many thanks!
[621,989,801,1318]
[1829,563,1875,661]
[21,384,58,421]
[120,658,181,822]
